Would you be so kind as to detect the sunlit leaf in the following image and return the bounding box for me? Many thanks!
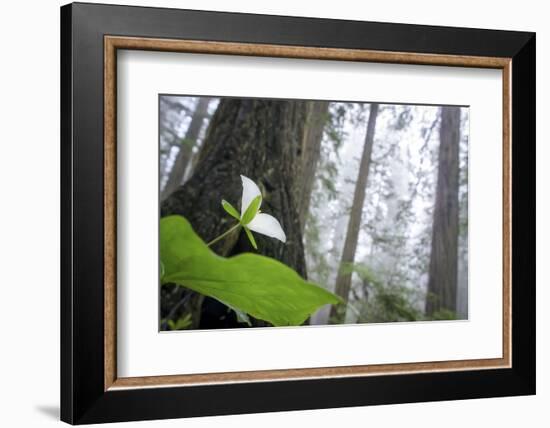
[160,215,342,326]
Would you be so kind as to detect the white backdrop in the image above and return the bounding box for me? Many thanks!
[0,0,546,427]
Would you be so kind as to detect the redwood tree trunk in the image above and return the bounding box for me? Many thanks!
[161,98,309,328]
[330,103,380,322]
[161,97,211,200]
[425,106,461,316]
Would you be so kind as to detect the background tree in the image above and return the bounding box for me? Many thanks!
[425,106,461,316]
[457,109,470,319]
[295,101,330,229]
[159,97,193,178]
[330,103,379,321]
[161,97,212,200]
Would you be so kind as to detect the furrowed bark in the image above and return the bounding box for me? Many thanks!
[425,106,461,316]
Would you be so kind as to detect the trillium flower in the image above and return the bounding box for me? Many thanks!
[221,175,286,249]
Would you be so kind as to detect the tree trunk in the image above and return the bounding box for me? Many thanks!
[161,97,211,201]
[161,98,309,328]
[295,101,330,229]
[330,103,380,322]
[425,106,461,316]
[159,97,190,178]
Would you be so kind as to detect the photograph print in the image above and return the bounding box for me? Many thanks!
[159,95,469,331]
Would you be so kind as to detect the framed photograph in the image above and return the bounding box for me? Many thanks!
[60,2,535,424]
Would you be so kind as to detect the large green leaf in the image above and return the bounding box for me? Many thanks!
[160,215,342,326]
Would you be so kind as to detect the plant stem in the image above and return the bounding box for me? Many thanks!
[207,223,241,247]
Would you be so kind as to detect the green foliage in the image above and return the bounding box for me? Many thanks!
[346,264,459,323]
[341,263,379,286]
[160,215,342,327]
[346,263,424,323]
[241,195,262,225]
[160,260,165,283]
[423,292,458,320]
[221,199,240,220]
[319,176,337,199]
[371,287,421,322]
[243,226,258,250]
[220,197,260,249]
[428,309,457,321]
[166,313,192,330]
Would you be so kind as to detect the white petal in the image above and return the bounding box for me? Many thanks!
[240,175,262,217]
[247,213,286,243]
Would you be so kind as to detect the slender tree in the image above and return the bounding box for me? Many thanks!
[161,97,212,200]
[330,103,380,322]
[161,98,310,328]
[159,97,192,177]
[425,106,461,316]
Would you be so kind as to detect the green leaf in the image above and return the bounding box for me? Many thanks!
[166,313,193,330]
[243,226,258,250]
[160,260,165,283]
[241,195,262,225]
[221,199,241,220]
[160,215,342,326]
